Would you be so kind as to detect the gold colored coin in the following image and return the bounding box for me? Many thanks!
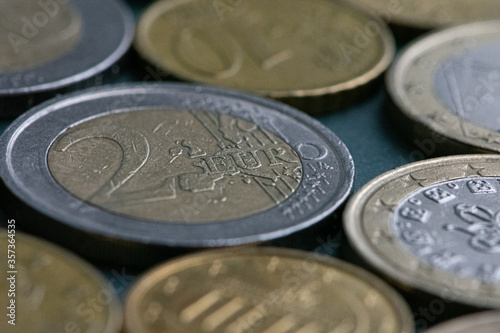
[135,0,394,113]
[344,155,500,309]
[346,0,500,30]
[426,311,500,333]
[0,230,122,332]
[388,21,500,154]
[0,0,82,73]
[124,247,414,333]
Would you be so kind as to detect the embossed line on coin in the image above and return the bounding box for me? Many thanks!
[0,0,82,73]
[393,177,500,284]
[47,109,303,223]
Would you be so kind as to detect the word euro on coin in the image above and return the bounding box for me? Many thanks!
[124,248,414,333]
[344,155,500,309]
[426,311,500,333]
[0,0,134,118]
[0,83,354,265]
[0,230,122,333]
[135,0,394,113]
[388,21,500,154]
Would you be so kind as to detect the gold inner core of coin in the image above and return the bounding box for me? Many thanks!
[141,0,386,93]
[0,0,82,73]
[47,109,302,223]
[129,254,402,332]
[0,231,115,332]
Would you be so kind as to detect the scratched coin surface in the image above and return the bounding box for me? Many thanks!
[0,0,134,118]
[124,247,414,333]
[344,155,500,309]
[0,83,353,264]
[388,21,500,154]
[426,311,500,333]
[346,0,500,30]
[135,0,394,112]
[0,230,122,333]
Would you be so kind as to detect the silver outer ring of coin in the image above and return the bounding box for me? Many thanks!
[0,1,134,95]
[426,311,500,333]
[343,155,500,309]
[387,21,500,154]
[0,83,354,250]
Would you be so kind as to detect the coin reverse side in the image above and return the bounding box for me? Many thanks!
[0,83,354,263]
[346,0,500,30]
[426,311,500,333]
[0,0,134,117]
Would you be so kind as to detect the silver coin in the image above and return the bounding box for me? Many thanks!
[343,155,500,309]
[0,83,354,265]
[394,177,500,284]
[0,0,134,118]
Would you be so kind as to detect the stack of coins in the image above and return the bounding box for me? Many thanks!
[1,1,499,332]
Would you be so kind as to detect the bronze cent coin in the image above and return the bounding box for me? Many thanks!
[135,0,394,113]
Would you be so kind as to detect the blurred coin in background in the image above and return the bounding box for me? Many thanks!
[0,230,123,333]
[0,0,134,118]
[135,0,395,113]
[124,248,414,333]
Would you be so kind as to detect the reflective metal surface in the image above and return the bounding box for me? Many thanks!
[135,0,394,112]
[0,83,354,264]
[125,248,414,333]
[344,155,500,309]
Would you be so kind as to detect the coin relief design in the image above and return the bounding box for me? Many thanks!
[136,0,393,99]
[0,231,122,333]
[394,178,500,284]
[0,0,82,73]
[125,249,413,333]
[48,109,302,223]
